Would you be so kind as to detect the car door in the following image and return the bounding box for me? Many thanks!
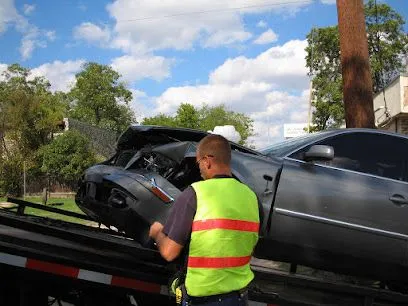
[269,132,408,266]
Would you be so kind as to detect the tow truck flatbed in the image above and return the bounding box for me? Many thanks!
[0,198,407,306]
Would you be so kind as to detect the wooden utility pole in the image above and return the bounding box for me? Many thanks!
[336,0,375,128]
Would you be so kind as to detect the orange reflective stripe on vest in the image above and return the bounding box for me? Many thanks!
[192,218,259,232]
[188,255,252,268]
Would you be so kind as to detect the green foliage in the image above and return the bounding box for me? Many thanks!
[309,74,344,131]
[306,0,408,130]
[365,0,408,91]
[198,105,254,145]
[142,103,254,145]
[143,114,178,127]
[176,103,200,129]
[0,64,65,155]
[0,62,138,195]
[38,130,97,188]
[0,154,23,197]
[69,62,135,133]
[0,64,66,195]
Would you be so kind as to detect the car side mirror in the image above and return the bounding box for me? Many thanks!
[304,145,334,162]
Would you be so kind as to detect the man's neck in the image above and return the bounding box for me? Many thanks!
[208,170,232,179]
[212,174,232,178]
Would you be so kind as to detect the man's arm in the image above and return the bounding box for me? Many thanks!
[149,187,197,262]
[149,222,183,261]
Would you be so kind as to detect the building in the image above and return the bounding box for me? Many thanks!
[283,123,308,139]
[373,74,408,135]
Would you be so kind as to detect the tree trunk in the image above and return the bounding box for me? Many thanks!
[337,0,375,128]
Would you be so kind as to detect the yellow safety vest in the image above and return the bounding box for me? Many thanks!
[185,178,259,297]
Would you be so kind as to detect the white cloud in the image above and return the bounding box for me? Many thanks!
[45,30,56,41]
[0,1,55,60]
[256,20,267,28]
[251,90,309,120]
[0,60,84,92]
[128,89,157,123]
[19,26,44,60]
[247,121,281,149]
[107,0,312,53]
[30,60,85,92]
[253,29,278,45]
[0,0,20,34]
[210,39,309,89]
[23,4,35,15]
[111,55,173,84]
[320,0,336,4]
[209,125,241,142]
[155,82,273,115]
[152,84,308,149]
[251,90,309,148]
[0,63,8,81]
[148,39,310,148]
[131,89,147,99]
[20,27,57,60]
[247,91,308,145]
[19,37,35,60]
[73,22,111,45]
[203,30,252,48]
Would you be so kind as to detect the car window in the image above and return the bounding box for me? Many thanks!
[259,131,331,157]
[289,133,408,182]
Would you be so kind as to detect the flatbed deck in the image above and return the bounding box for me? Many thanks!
[0,198,407,306]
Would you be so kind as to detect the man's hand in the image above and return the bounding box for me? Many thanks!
[148,221,183,262]
[149,222,164,240]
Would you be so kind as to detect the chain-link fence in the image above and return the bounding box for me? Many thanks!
[66,118,119,159]
[1,119,123,197]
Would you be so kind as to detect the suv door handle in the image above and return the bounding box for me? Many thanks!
[389,194,408,206]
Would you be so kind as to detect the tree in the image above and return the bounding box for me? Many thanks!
[0,154,24,196]
[0,64,65,154]
[306,0,408,130]
[198,105,254,145]
[142,103,254,145]
[0,64,65,195]
[175,103,200,129]
[38,130,97,188]
[69,62,135,133]
[142,114,178,127]
[365,0,408,91]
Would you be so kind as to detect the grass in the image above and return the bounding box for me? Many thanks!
[0,196,94,225]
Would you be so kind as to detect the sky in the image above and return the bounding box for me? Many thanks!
[0,0,407,148]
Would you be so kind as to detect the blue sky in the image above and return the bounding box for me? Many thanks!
[1,0,407,147]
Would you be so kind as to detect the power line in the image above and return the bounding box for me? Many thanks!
[117,0,312,23]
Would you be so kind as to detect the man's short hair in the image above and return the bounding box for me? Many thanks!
[197,134,231,165]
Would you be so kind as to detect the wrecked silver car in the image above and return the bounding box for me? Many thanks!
[76,125,408,287]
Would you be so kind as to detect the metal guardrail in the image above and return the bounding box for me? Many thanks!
[6,197,94,221]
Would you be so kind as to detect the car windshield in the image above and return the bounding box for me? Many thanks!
[259,131,329,157]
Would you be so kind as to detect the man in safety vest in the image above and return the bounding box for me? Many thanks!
[149,134,260,305]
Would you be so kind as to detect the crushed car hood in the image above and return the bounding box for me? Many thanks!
[116,126,208,151]
[116,125,260,155]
